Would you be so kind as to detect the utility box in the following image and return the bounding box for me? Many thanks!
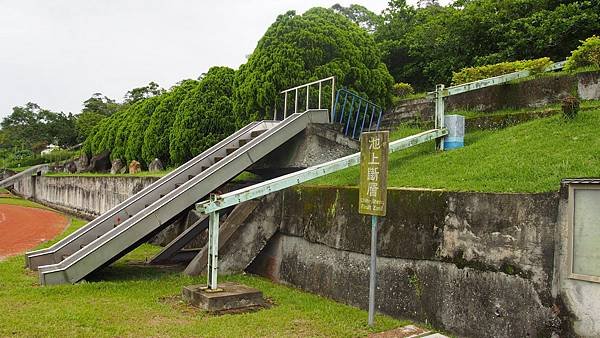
[444,114,465,150]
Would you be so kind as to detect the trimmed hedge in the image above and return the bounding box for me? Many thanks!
[451,58,553,85]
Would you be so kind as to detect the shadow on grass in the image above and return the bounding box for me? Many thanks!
[86,261,187,283]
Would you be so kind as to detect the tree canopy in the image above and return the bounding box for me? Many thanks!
[233,7,394,124]
[170,67,237,165]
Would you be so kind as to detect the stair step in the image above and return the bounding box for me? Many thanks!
[250,129,266,138]
[226,148,238,155]
[238,139,250,146]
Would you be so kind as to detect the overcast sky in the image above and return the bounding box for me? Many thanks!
[0,0,449,119]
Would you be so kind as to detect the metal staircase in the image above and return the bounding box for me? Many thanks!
[27,109,328,285]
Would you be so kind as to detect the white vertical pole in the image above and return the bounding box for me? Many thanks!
[318,82,322,109]
[284,92,288,120]
[295,89,298,115]
[331,77,335,116]
[306,85,310,111]
[435,84,445,151]
[207,210,220,290]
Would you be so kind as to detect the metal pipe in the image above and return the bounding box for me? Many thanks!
[294,89,298,115]
[368,215,378,326]
[360,102,369,134]
[318,82,322,109]
[344,96,356,134]
[306,85,310,111]
[207,210,220,290]
[332,89,341,122]
[283,92,288,120]
[352,100,362,139]
[331,77,335,115]
[376,108,383,131]
[368,105,376,131]
[339,92,349,124]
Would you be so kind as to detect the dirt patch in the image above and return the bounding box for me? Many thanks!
[0,204,68,258]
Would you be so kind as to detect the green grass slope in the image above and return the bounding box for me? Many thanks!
[310,108,600,193]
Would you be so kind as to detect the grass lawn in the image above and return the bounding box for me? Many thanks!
[309,108,600,193]
[0,196,54,210]
[0,206,407,337]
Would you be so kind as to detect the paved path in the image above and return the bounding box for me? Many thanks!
[0,204,68,260]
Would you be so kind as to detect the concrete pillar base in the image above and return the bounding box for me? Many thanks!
[182,282,265,312]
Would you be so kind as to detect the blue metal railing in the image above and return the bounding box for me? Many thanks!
[331,88,383,139]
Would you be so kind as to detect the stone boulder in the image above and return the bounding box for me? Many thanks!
[76,153,90,172]
[110,159,124,175]
[148,158,164,172]
[129,160,141,174]
[64,161,77,174]
[87,150,111,173]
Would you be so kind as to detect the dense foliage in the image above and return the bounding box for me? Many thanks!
[451,57,552,85]
[565,36,600,71]
[233,7,394,123]
[170,67,237,165]
[142,80,198,165]
[375,0,600,89]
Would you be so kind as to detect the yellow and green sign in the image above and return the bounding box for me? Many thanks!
[359,131,388,216]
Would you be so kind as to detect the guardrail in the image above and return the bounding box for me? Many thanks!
[276,76,335,120]
[426,60,566,150]
[195,127,448,289]
[332,88,384,139]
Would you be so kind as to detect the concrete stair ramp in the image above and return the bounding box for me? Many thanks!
[26,121,271,271]
[0,164,48,189]
[36,109,329,285]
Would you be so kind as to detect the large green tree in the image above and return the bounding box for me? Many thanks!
[233,7,394,124]
[142,80,198,166]
[170,67,237,165]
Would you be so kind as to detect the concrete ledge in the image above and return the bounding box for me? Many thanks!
[182,282,264,312]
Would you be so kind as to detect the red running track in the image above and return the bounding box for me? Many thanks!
[0,204,68,260]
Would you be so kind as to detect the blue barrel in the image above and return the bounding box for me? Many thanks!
[443,115,465,150]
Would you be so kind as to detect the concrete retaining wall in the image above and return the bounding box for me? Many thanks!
[381,70,600,129]
[12,175,158,219]
[248,186,578,337]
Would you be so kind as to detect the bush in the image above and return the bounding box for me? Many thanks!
[393,82,414,98]
[565,36,600,71]
[562,95,580,120]
[451,58,553,85]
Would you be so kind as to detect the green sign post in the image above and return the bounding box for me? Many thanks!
[359,131,389,326]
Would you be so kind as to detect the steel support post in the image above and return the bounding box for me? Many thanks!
[435,84,445,151]
[368,215,378,326]
[207,210,220,290]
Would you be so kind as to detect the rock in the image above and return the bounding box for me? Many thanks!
[148,158,164,172]
[64,161,77,174]
[129,160,141,174]
[87,150,111,173]
[110,159,124,175]
[76,153,90,172]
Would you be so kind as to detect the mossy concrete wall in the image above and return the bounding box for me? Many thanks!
[381,70,600,129]
[249,186,571,337]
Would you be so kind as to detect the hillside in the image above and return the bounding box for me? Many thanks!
[309,108,600,193]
